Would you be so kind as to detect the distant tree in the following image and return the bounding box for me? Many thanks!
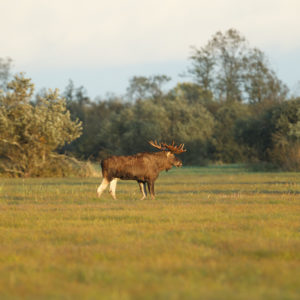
[84,98,128,159]
[78,90,216,165]
[243,48,288,104]
[168,82,213,104]
[118,99,171,155]
[0,74,82,176]
[61,80,95,158]
[0,57,13,91]
[188,29,288,103]
[189,29,246,102]
[289,103,300,140]
[63,79,90,121]
[188,45,215,94]
[236,98,300,170]
[212,102,250,162]
[268,98,300,170]
[163,96,215,164]
[126,75,171,101]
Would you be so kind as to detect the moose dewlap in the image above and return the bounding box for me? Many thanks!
[97,141,186,200]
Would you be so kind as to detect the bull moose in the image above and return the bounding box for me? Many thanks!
[97,141,186,200]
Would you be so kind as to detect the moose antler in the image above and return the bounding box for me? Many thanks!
[162,141,187,154]
[149,140,168,151]
[149,140,186,154]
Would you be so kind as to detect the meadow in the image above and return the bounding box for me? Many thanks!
[0,165,299,300]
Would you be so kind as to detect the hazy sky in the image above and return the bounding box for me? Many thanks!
[1,0,300,98]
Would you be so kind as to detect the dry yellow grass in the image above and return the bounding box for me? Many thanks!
[0,166,299,299]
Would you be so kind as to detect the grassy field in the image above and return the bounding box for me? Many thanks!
[0,165,300,300]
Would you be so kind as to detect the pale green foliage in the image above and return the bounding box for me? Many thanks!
[0,74,82,177]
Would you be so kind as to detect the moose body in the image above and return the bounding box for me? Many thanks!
[97,141,186,200]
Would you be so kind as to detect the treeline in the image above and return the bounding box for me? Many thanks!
[63,29,300,170]
[63,80,300,170]
[1,29,300,177]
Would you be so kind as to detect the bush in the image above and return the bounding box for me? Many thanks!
[0,74,83,177]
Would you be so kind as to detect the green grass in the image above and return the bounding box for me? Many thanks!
[0,166,300,299]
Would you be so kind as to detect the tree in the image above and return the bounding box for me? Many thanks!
[119,99,171,155]
[126,75,171,102]
[268,99,300,170]
[168,82,213,105]
[164,96,215,164]
[0,74,82,177]
[243,48,288,104]
[188,29,288,103]
[188,46,215,93]
[212,102,250,162]
[235,98,300,170]
[0,57,12,91]
[189,29,247,102]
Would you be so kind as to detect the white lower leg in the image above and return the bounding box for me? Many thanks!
[109,178,118,199]
[97,178,109,197]
[139,182,147,200]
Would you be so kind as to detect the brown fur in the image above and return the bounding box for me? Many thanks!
[100,151,182,199]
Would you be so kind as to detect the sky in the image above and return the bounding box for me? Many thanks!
[1,0,300,99]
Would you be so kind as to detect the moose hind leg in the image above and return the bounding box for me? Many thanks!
[148,181,155,199]
[138,181,147,200]
[97,178,109,197]
[143,182,147,198]
[109,178,118,200]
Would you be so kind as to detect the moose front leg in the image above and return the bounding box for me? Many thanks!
[109,178,118,200]
[147,181,155,200]
[138,181,147,200]
[97,178,109,198]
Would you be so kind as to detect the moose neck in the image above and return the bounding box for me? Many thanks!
[152,151,173,171]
